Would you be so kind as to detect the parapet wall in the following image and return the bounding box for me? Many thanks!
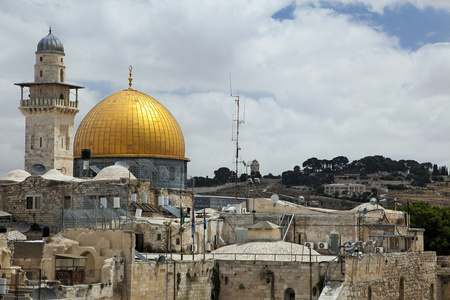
[130,260,214,300]
[338,252,437,299]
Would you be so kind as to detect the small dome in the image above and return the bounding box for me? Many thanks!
[93,165,137,181]
[1,170,31,182]
[42,169,83,182]
[37,28,64,53]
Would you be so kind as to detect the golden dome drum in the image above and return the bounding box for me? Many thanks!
[74,88,188,161]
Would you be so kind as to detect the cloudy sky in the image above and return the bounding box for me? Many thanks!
[2,0,450,179]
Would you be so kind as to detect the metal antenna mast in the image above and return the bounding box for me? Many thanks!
[230,75,243,204]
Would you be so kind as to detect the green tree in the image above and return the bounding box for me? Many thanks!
[397,202,450,255]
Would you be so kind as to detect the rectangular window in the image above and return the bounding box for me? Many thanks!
[64,196,71,209]
[331,234,339,251]
[40,137,43,148]
[26,197,34,209]
[26,196,41,210]
[390,237,400,249]
[61,138,64,148]
[40,57,43,61]
[156,234,162,241]
[176,238,180,245]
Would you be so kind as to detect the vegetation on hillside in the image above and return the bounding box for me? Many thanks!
[190,155,448,190]
[394,202,450,255]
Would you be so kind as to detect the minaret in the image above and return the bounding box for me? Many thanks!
[15,28,83,175]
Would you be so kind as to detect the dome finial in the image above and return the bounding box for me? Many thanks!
[128,65,133,89]
[49,26,52,34]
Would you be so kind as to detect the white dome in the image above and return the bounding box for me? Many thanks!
[93,165,137,181]
[1,170,31,182]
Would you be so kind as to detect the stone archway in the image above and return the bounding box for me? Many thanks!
[284,287,295,300]
[81,251,96,283]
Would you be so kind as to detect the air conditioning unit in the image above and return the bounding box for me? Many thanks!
[205,243,213,252]
[304,242,315,249]
[120,177,130,184]
[190,244,198,252]
[375,247,384,253]
[318,242,328,250]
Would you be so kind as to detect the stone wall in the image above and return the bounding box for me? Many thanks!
[437,256,450,300]
[133,217,223,253]
[130,260,214,300]
[338,252,437,299]
[216,260,328,300]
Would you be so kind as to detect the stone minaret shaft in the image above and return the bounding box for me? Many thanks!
[15,29,83,175]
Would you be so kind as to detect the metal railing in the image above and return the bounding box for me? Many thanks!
[139,252,337,263]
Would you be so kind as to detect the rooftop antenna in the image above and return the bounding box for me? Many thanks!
[230,74,243,204]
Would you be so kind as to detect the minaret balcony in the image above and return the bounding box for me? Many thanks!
[20,98,78,109]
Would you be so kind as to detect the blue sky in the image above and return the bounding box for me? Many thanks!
[273,2,450,50]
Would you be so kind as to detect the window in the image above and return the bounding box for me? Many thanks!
[368,286,372,300]
[40,137,43,148]
[26,196,41,210]
[390,237,400,249]
[61,58,63,63]
[64,196,71,209]
[40,57,42,61]
[176,238,180,245]
[40,70,42,77]
[156,234,162,241]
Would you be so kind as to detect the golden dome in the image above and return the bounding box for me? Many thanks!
[74,88,188,161]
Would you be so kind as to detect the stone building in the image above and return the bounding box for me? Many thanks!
[323,182,367,197]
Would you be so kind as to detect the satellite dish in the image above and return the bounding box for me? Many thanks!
[270,194,279,203]
[298,196,305,201]
[31,164,46,175]
[358,208,368,215]
[369,198,378,205]
[115,161,130,170]
[157,255,166,265]
[344,247,355,255]
[379,198,388,205]
[13,221,31,233]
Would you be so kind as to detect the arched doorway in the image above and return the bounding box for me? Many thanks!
[81,251,96,283]
[284,287,295,300]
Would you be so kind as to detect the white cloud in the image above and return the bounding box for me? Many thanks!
[1,0,450,179]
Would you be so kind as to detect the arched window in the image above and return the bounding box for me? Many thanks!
[284,288,295,300]
[60,93,64,100]
[368,286,372,300]
[399,277,405,300]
